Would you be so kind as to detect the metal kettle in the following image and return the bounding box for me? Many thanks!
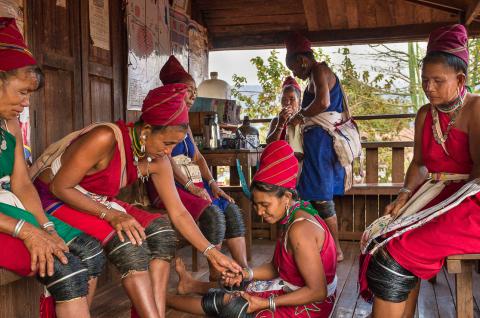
[203,113,221,149]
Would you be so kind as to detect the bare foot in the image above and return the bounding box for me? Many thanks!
[175,258,195,295]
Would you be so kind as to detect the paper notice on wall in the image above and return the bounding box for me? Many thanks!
[0,0,24,34]
[56,0,66,8]
[126,0,171,110]
[89,0,110,51]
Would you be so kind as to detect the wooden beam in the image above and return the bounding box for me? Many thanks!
[465,0,480,25]
[210,22,480,50]
[302,0,320,31]
[403,0,464,14]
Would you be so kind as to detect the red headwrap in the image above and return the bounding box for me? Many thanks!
[285,32,313,58]
[427,24,469,66]
[160,55,194,85]
[141,83,189,126]
[253,140,298,189]
[282,76,301,93]
[0,17,36,72]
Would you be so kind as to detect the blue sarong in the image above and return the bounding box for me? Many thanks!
[297,77,345,201]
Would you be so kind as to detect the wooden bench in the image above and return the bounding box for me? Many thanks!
[446,254,480,318]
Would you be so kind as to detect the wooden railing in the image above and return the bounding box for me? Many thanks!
[248,114,416,241]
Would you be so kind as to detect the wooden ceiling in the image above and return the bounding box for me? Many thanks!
[190,0,480,50]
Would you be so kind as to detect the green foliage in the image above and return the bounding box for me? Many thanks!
[231,50,290,119]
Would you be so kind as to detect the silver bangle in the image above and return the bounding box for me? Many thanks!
[41,221,55,230]
[268,295,276,312]
[12,219,26,238]
[185,179,194,190]
[399,187,412,196]
[99,211,107,220]
[208,179,216,186]
[243,267,254,282]
[202,244,215,257]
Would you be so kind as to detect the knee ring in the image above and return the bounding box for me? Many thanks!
[37,253,89,302]
[224,203,245,239]
[199,205,226,245]
[145,217,177,262]
[68,233,106,278]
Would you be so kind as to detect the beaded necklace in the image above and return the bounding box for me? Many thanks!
[432,87,466,146]
[0,120,7,155]
[281,200,319,225]
[129,125,144,159]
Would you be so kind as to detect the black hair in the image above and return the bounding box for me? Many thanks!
[0,65,45,90]
[282,84,301,101]
[422,51,468,76]
[250,180,298,200]
[135,119,189,133]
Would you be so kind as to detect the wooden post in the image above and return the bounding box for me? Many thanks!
[365,148,379,183]
[392,147,405,183]
[455,261,474,318]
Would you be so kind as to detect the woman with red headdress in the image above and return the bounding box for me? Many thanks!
[147,55,248,279]
[0,17,106,318]
[359,24,480,317]
[32,80,241,317]
[266,76,302,144]
[164,140,337,318]
[284,33,345,261]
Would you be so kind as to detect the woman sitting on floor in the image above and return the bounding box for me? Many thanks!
[32,82,241,318]
[166,140,337,318]
[360,24,480,318]
[266,76,301,144]
[0,17,105,318]
[147,55,248,278]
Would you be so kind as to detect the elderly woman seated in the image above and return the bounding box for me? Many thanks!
[360,24,480,318]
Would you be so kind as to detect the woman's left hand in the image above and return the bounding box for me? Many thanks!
[211,182,235,203]
[287,111,305,126]
[240,292,269,313]
[206,248,242,276]
[47,231,69,252]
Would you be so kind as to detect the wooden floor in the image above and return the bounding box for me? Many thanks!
[91,241,480,318]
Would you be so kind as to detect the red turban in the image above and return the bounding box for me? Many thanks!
[427,24,469,66]
[141,83,189,126]
[282,76,301,93]
[253,140,298,189]
[285,32,312,58]
[159,55,194,85]
[0,17,36,72]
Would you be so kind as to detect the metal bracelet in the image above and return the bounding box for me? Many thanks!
[268,295,276,312]
[243,267,254,281]
[185,179,194,190]
[208,179,216,186]
[12,219,26,238]
[202,244,216,257]
[399,187,412,196]
[41,221,55,230]
[99,211,107,220]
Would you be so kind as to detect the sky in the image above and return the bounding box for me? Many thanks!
[208,42,428,87]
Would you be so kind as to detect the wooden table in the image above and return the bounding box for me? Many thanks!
[201,148,263,260]
[446,254,480,318]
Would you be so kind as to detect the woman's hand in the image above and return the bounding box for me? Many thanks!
[19,224,69,277]
[210,182,235,203]
[240,292,269,313]
[206,248,242,275]
[384,192,410,218]
[106,210,146,245]
[287,111,305,126]
[188,184,212,202]
[46,230,69,252]
[278,107,294,125]
[221,270,244,287]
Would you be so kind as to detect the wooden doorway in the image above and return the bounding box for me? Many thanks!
[26,0,126,158]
